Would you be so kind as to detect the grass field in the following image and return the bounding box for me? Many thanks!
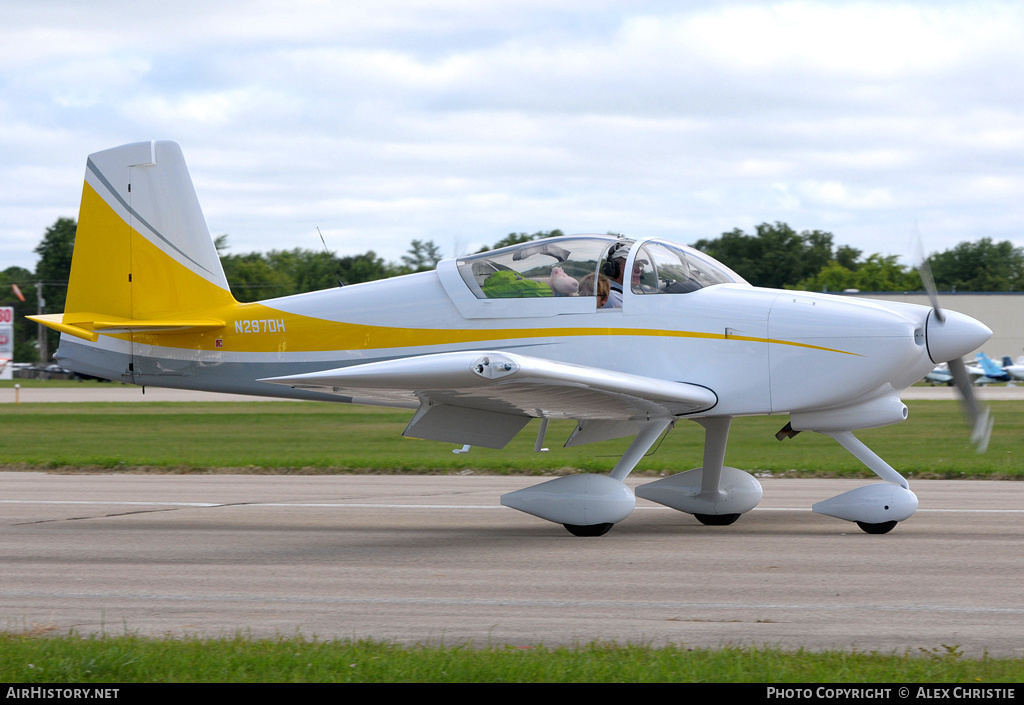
[0,398,1019,478]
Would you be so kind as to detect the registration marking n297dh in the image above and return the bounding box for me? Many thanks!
[235,319,286,334]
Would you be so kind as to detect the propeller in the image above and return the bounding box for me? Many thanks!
[913,228,993,453]
[949,356,993,452]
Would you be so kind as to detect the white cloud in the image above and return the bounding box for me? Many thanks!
[2,1,1022,274]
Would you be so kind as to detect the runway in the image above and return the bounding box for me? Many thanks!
[2,472,1023,656]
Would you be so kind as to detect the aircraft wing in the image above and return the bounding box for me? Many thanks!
[259,351,717,448]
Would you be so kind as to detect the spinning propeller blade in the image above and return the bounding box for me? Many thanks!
[948,356,993,453]
[913,228,992,453]
[913,226,944,323]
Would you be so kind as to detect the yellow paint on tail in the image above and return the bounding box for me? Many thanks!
[30,180,235,342]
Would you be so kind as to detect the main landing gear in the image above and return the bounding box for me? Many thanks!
[501,417,764,536]
[501,415,920,536]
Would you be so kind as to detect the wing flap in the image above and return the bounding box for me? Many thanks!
[404,403,531,449]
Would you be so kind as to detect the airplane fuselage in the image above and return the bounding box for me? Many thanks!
[58,252,949,428]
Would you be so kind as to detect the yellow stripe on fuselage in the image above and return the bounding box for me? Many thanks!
[128,304,860,357]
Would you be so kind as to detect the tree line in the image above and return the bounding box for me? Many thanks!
[3,219,1022,363]
[692,223,1024,293]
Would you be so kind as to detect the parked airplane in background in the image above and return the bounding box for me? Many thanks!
[1002,355,1024,383]
[924,363,955,386]
[30,142,994,536]
[974,353,1012,384]
[926,356,996,386]
[924,352,1022,387]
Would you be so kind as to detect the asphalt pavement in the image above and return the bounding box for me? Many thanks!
[2,473,1022,656]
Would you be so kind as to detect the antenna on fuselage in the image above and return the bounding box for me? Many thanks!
[317,227,344,287]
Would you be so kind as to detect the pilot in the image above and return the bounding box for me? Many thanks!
[579,273,610,308]
[601,246,628,308]
[601,246,646,308]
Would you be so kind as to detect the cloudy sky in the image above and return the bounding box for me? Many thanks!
[3,0,1023,274]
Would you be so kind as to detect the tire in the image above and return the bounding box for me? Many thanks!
[856,520,898,534]
[694,513,741,526]
[563,522,614,537]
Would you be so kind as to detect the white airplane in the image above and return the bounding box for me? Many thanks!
[924,363,955,386]
[1001,355,1024,383]
[30,141,994,536]
[924,360,988,386]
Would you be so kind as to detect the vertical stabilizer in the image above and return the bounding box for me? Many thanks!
[31,141,235,341]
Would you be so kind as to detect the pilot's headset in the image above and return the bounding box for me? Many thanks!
[602,242,629,279]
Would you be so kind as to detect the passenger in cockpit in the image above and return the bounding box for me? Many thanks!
[579,273,610,308]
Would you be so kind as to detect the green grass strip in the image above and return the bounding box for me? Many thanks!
[2,633,1023,683]
[0,400,1020,478]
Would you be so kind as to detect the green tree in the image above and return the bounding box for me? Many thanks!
[691,223,836,289]
[335,251,393,285]
[854,254,922,291]
[217,232,397,299]
[32,217,77,360]
[33,217,76,308]
[926,238,1024,292]
[835,244,862,270]
[400,240,443,273]
[264,249,343,293]
[794,254,921,292]
[793,260,858,292]
[220,252,294,302]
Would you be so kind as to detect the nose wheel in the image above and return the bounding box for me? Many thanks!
[695,513,741,526]
[856,520,898,534]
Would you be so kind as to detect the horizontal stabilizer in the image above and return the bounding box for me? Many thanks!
[29,313,224,342]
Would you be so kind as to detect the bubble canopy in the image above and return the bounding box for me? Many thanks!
[454,234,746,304]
